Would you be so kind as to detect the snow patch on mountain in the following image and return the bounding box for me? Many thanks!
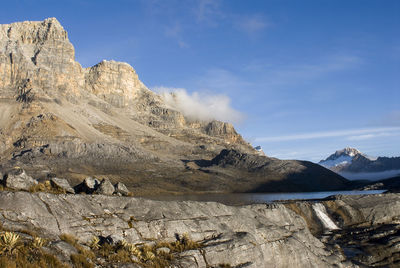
[319,147,361,167]
[319,155,353,168]
[319,147,377,167]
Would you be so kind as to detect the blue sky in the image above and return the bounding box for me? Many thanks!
[1,0,399,162]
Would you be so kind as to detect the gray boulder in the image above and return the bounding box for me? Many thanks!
[96,179,115,195]
[109,234,124,245]
[114,182,130,196]
[74,177,100,194]
[50,177,75,194]
[84,177,99,189]
[5,169,37,191]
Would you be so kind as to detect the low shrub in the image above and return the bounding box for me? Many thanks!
[71,253,94,268]
[0,231,67,268]
[29,181,66,194]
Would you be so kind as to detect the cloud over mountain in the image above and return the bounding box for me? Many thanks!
[154,87,244,123]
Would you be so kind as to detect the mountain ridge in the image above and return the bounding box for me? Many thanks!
[320,147,400,180]
[0,18,349,193]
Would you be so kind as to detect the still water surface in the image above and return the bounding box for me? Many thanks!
[143,190,386,206]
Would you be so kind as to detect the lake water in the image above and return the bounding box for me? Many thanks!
[143,190,386,206]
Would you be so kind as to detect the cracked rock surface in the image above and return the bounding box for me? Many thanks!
[0,190,358,267]
[1,191,400,267]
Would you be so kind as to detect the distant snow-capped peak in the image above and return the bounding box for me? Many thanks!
[331,147,361,158]
[319,147,362,168]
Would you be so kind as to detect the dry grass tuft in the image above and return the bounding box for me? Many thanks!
[29,181,66,194]
[0,232,20,255]
[60,233,95,260]
[0,231,68,268]
[0,232,210,268]
[89,236,100,250]
[31,236,47,248]
[157,233,202,253]
[71,253,94,268]
[59,233,77,245]
[108,248,131,263]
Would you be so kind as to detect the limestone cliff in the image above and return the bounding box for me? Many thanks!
[0,18,348,193]
[0,18,83,95]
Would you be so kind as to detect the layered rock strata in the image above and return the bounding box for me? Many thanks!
[0,190,353,267]
[1,190,399,267]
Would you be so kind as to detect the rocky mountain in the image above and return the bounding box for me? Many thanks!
[0,18,348,194]
[319,147,400,180]
[319,147,365,170]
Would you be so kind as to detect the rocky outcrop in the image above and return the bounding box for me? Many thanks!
[73,177,100,194]
[50,177,75,194]
[202,120,244,144]
[1,190,399,267]
[287,193,400,266]
[85,60,141,108]
[95,178,115,195]
[0,190,357,267]
[0,18,83,95]
[2,168,37,190]
[115,182,130,196]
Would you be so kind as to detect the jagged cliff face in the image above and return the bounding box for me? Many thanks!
[0,18,348,193]
[0,18,83,94]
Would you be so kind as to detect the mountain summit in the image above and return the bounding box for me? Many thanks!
[320,148,400,180]
[319,147,365,169]
[0,18,349,193]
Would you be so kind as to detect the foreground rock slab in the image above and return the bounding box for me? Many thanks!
[0,191,354,267]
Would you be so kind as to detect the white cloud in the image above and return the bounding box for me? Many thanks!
[194,68,252,91]
[373,110,400,127]
[164,22,188,48]
[153,87,244,124]
[196,0,222,23]
[236,15,269,34]
[346,132,398,141]
[260,55,362,86]
[255,127,400,142]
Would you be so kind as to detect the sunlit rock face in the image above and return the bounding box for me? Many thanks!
[84,60,141,107]
[0,18,84,95]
